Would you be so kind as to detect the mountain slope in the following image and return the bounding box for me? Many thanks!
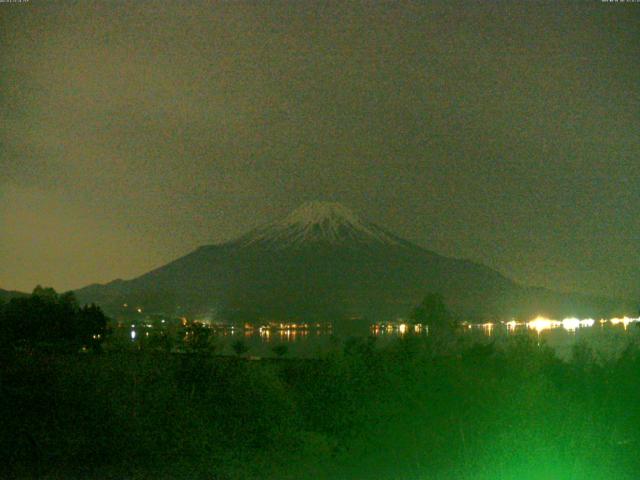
[75,202,633,322]
[0,288,28,302]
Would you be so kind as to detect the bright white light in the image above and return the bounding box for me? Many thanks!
[527,316,560,333]
[610,317,640,330]
[130,330,136,340]
[562,318,581,332]
[398,324,407,334]
[580,319,595,328]
[610,317,630,329]
[505,320,520,331]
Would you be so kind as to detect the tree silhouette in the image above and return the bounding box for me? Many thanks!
[78,303,108,350]
[184,323,216,353]
[410,293,456,333]
[0,287,108,351]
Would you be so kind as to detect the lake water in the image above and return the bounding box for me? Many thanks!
[460,321,640,361]
[151,317,640,360]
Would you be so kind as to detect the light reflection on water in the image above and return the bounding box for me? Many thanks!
[457,316,640,361]
[128,316,640,359]
[467,316,639,335]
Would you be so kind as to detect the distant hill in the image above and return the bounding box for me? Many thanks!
[75,202,634,323]
[0,288,28,302]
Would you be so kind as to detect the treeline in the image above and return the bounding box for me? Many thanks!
[1,332,639,479]
[0,286,108,352]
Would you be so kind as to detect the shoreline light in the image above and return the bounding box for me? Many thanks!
[580,318,595,328]
[527,316,561,333]
[610,317,640,329]
[561,317,581,332]
[505,320,521,331]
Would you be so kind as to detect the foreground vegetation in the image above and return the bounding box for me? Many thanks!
[2,330,640,479]
[0,286,108,353]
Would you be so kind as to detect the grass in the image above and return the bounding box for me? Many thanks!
[1,332,639,479]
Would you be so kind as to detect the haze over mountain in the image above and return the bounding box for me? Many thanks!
[76,202,633,323]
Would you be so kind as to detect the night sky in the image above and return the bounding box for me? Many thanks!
[1,1,638,300]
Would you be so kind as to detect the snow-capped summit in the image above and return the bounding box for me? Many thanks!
[280,201,362,227]
[237,201,403,248]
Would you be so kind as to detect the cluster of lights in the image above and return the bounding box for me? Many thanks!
[371,323,425,335]
[259,326,271,339]
[530,316,638,333]
[124,313,639,343]
[559,317,595,331]
[610,316,640,329]
[256,323,329,341]
[527,316,561,333]
[469,315,639,334]
[480,322,493,334]
[505,320,519,331]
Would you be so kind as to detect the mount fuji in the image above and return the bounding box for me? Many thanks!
[235,202,405,248]
[75,202,631,323]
